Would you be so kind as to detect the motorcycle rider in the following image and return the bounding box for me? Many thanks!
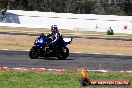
[47,25,64,49]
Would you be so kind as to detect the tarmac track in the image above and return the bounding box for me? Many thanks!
[0,50,132,71]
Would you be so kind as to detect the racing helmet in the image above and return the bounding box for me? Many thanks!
[51,25,58,32]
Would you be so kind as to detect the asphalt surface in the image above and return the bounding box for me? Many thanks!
[0,50,132,71]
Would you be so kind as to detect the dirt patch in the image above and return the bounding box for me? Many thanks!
[0,34,35,50]
[1,26,132,39]
[68,38,132,55]
[0,34,132,55]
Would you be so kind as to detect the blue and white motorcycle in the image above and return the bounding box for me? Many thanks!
[29,34,73,60]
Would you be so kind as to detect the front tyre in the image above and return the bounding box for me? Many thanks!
[57,47,69,60]
[29,46,39,59]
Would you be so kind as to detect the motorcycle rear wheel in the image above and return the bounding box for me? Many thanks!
[57,47,69,60]
[29,46,39,59]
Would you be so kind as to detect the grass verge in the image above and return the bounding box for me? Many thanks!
[0,70,131,88]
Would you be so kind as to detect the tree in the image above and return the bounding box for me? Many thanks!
[0,0,130,15]
[124,0,132,15]
[0,0,8,10]
[64,0,77,13]
[91,1,105,14]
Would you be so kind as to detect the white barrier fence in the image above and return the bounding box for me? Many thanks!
[0,10,132,34]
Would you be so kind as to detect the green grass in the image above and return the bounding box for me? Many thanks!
[0,70,131,88]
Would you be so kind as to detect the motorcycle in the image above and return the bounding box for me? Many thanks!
[29,34,73,60]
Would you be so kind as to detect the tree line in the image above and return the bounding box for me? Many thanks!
[0,0,132,15]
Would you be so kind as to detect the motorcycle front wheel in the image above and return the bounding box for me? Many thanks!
[57,47,69,60]
[29,46,39,59]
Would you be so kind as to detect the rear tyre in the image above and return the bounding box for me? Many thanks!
[57,47,69,60]
[29,46,39,59]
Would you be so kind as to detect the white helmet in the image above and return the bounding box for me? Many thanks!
[51,25,58,31]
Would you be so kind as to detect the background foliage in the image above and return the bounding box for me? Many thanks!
[0,0,132,15]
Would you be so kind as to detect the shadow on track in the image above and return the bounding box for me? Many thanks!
[38,57,74,60]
